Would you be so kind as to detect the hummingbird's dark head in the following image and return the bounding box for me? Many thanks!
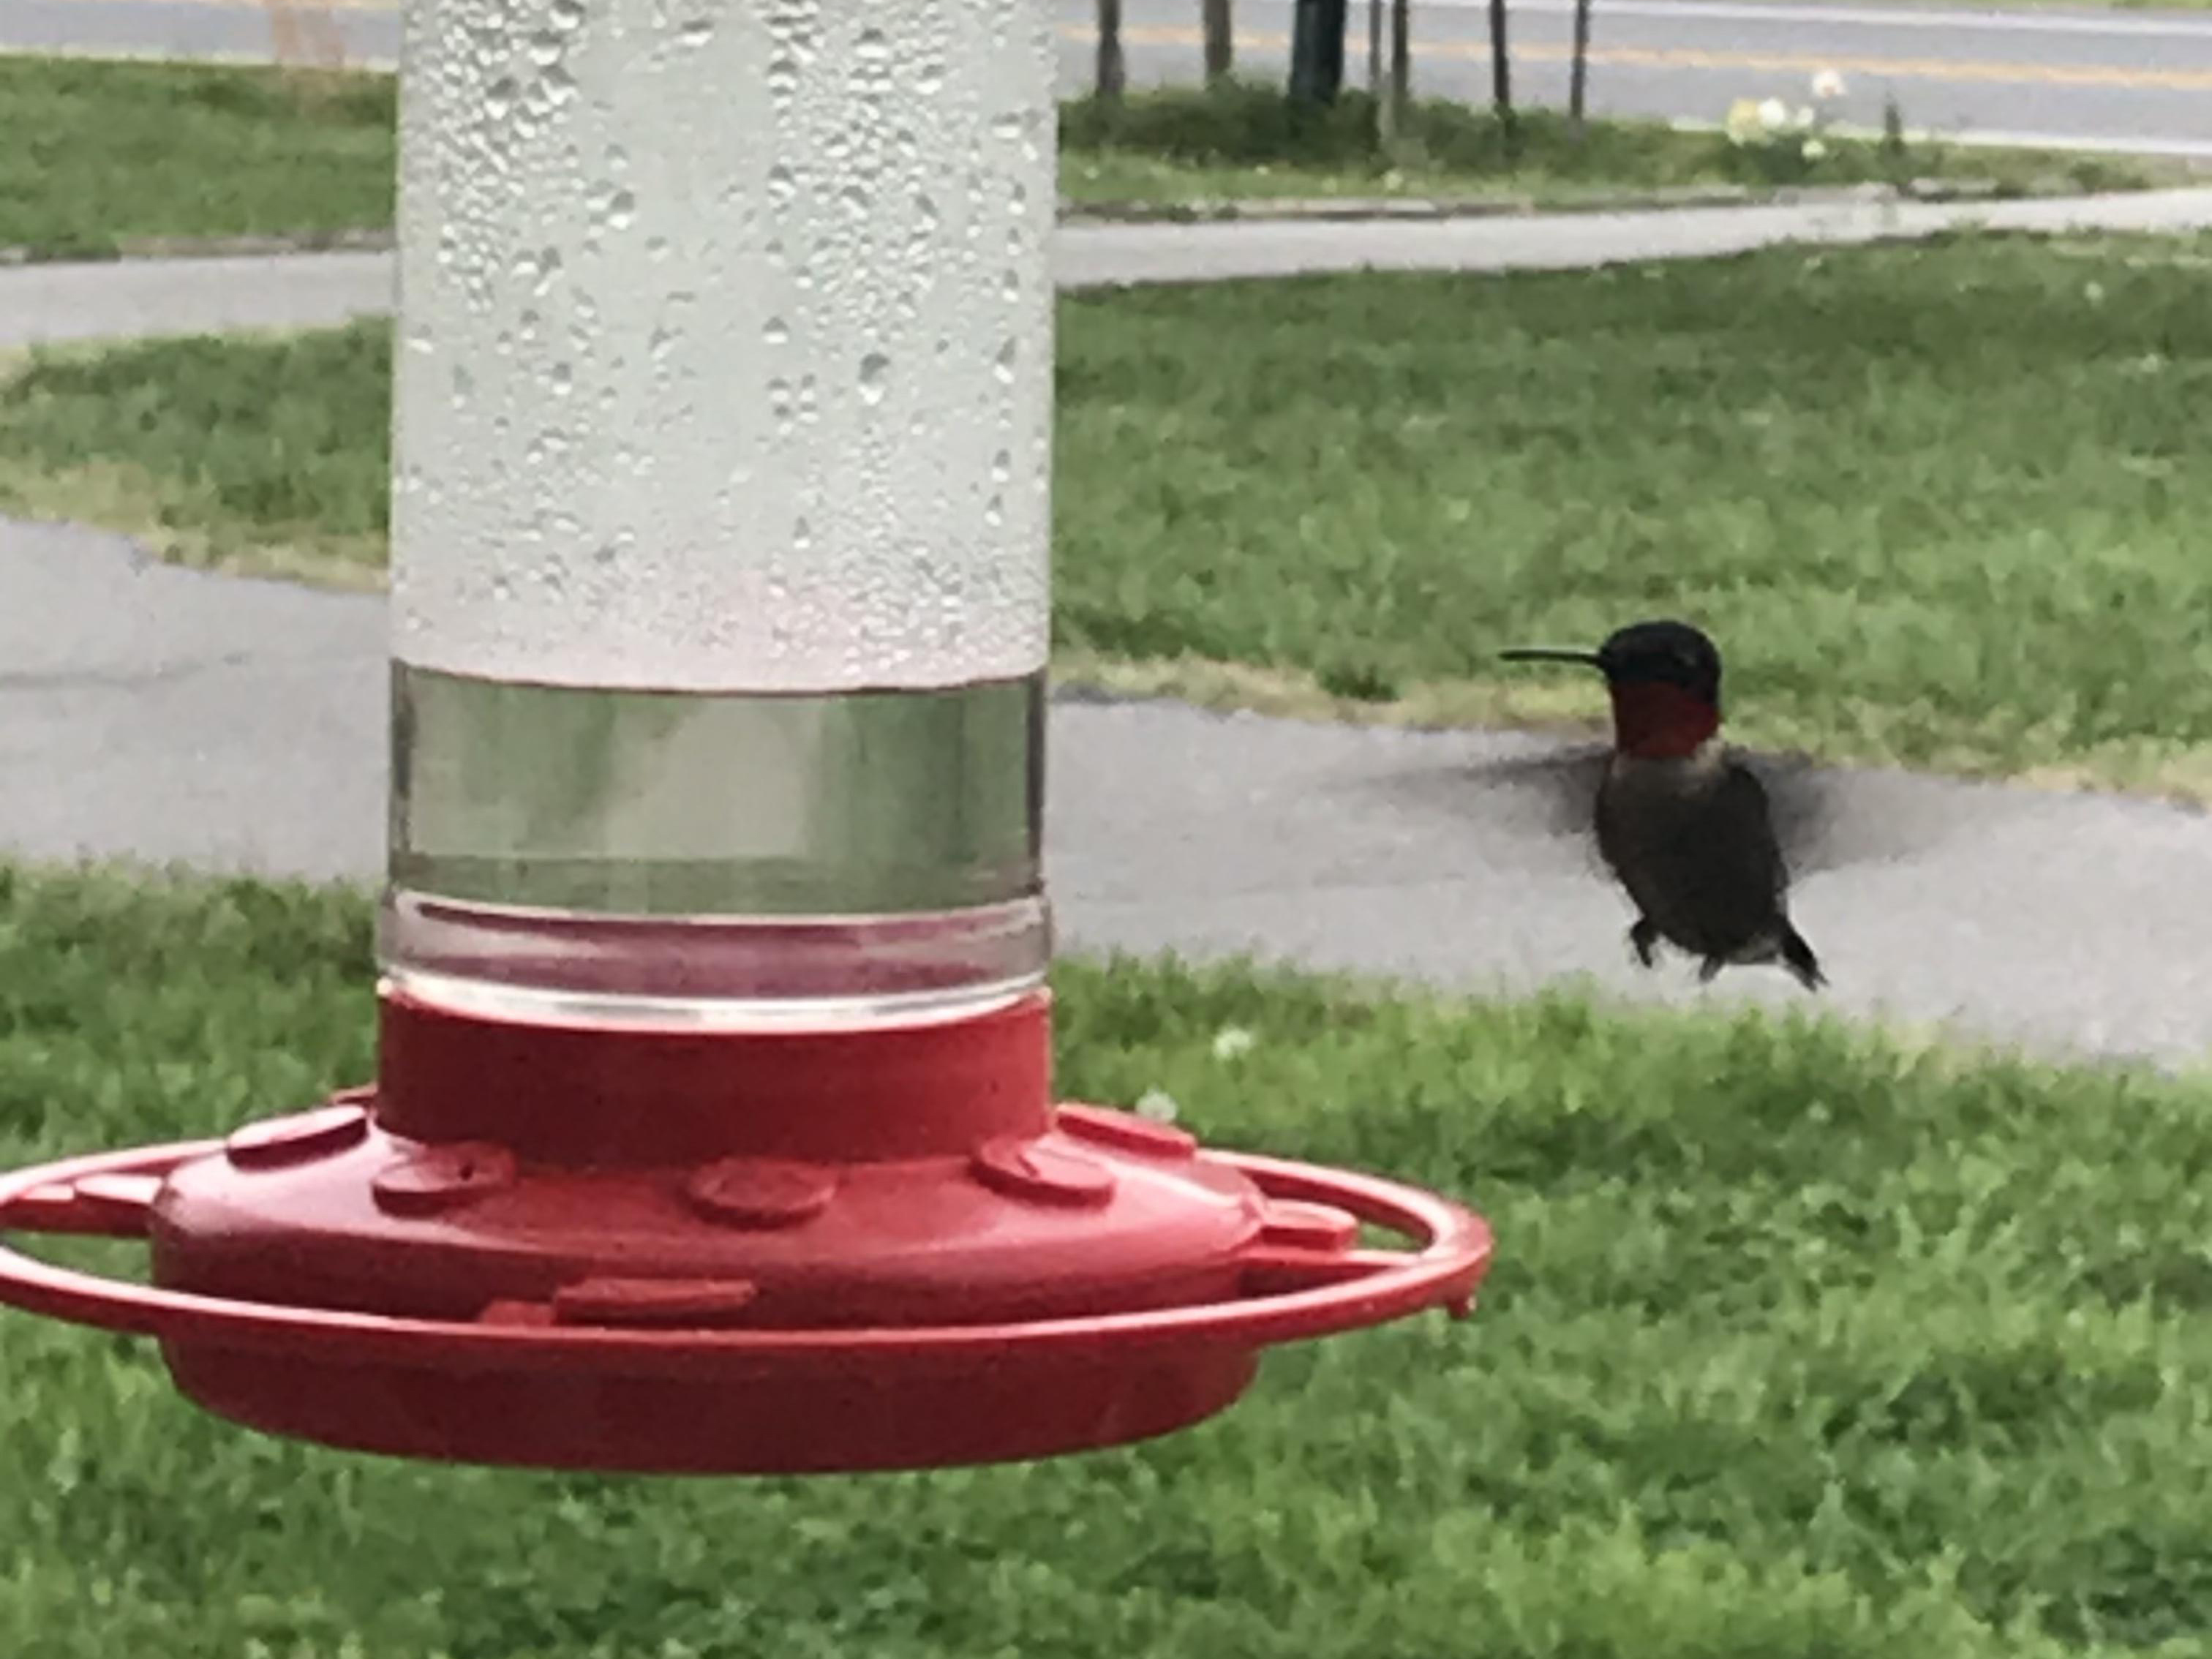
[1592,620,1722,706]
[1501,617,1723,760]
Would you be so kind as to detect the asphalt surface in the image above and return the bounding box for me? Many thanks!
[7,516,2212,1071]
[9,0,2212,159]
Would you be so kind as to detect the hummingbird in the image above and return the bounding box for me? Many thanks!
[1500,619,1824,992]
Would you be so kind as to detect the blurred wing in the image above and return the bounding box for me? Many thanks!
[1373,737,1958,880]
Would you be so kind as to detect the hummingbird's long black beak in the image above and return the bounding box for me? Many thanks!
[1499,647,1603,667]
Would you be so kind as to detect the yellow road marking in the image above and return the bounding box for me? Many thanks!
[1096,22,2212,90]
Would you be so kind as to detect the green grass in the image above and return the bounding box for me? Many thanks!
[7,230,2212,793]
[9,862,2212,1653]
[0,326,393,583]
[0,56,396,260]
[0,58,2174,260]
[1058,83,2174,208]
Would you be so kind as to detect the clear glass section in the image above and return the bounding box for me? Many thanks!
[386,0,1057,694]
[379,663,1048,1029]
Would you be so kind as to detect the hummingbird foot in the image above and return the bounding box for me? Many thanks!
[1780,925,1825,993]
[1628,918,1660,969]
[1696,955,1725,985]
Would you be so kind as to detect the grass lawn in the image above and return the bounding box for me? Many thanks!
[1057,85,2174,208]
[0,56,2175,260]
[0,56,395,260]
[7,863,2212,1654]
[6,230,2211,794]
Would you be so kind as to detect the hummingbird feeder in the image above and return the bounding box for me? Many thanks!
[0,0,1491,1474]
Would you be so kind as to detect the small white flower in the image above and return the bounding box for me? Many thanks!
[1794,105,1816,129]
[1211,1026,1257,1061]
[1811,69,1846,100]
[2084,280,2106,304]
[1758,97,1789,130]
[1135,1087,1180,1123]
[1381,168,1406,189]
[1803,138,1828,160]
[1723,97,1764,146]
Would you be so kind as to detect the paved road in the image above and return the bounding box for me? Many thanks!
[8,0,2212,158]
[7,515,2211,1072]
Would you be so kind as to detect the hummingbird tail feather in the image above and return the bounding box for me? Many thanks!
[1780,926,1824,992]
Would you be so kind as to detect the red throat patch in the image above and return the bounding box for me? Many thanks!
[1607,682,1719,759]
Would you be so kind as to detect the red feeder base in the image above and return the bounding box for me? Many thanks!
[0,990,1491,1475]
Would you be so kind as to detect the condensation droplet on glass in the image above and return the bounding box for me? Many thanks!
[484,76,517,118]
[527,29,562,65]
[767,164,797,206]
[679,15,712,47]
[994,338,1018,383]
[859,352,889,405]
[983,494,1005,529]
[991,448,1012,484]
[647,236,671,262]
[792,516,813,554]
[767,53,799,100]
[650,326,678,363]
[605,189,636,230]
[405,327,435,356]
[549,362,573,396]
[544,64,576,105]
[550,0,584,31]
[763,316,789,347]
[605,143,629,176]
[838,184,868,219]
[1001,267,1020,302]
[450,365,474,409]
[915,59,945,94]
[593,531,633,568]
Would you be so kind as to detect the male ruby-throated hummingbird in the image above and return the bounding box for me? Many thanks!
[1500,619,1825,992]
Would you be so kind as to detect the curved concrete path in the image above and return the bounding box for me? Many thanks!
[6,206,2212,1069]
[11,187,2212,350]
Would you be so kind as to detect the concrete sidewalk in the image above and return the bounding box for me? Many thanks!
[8,187,2212,350]
[7,519,2211,1072]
